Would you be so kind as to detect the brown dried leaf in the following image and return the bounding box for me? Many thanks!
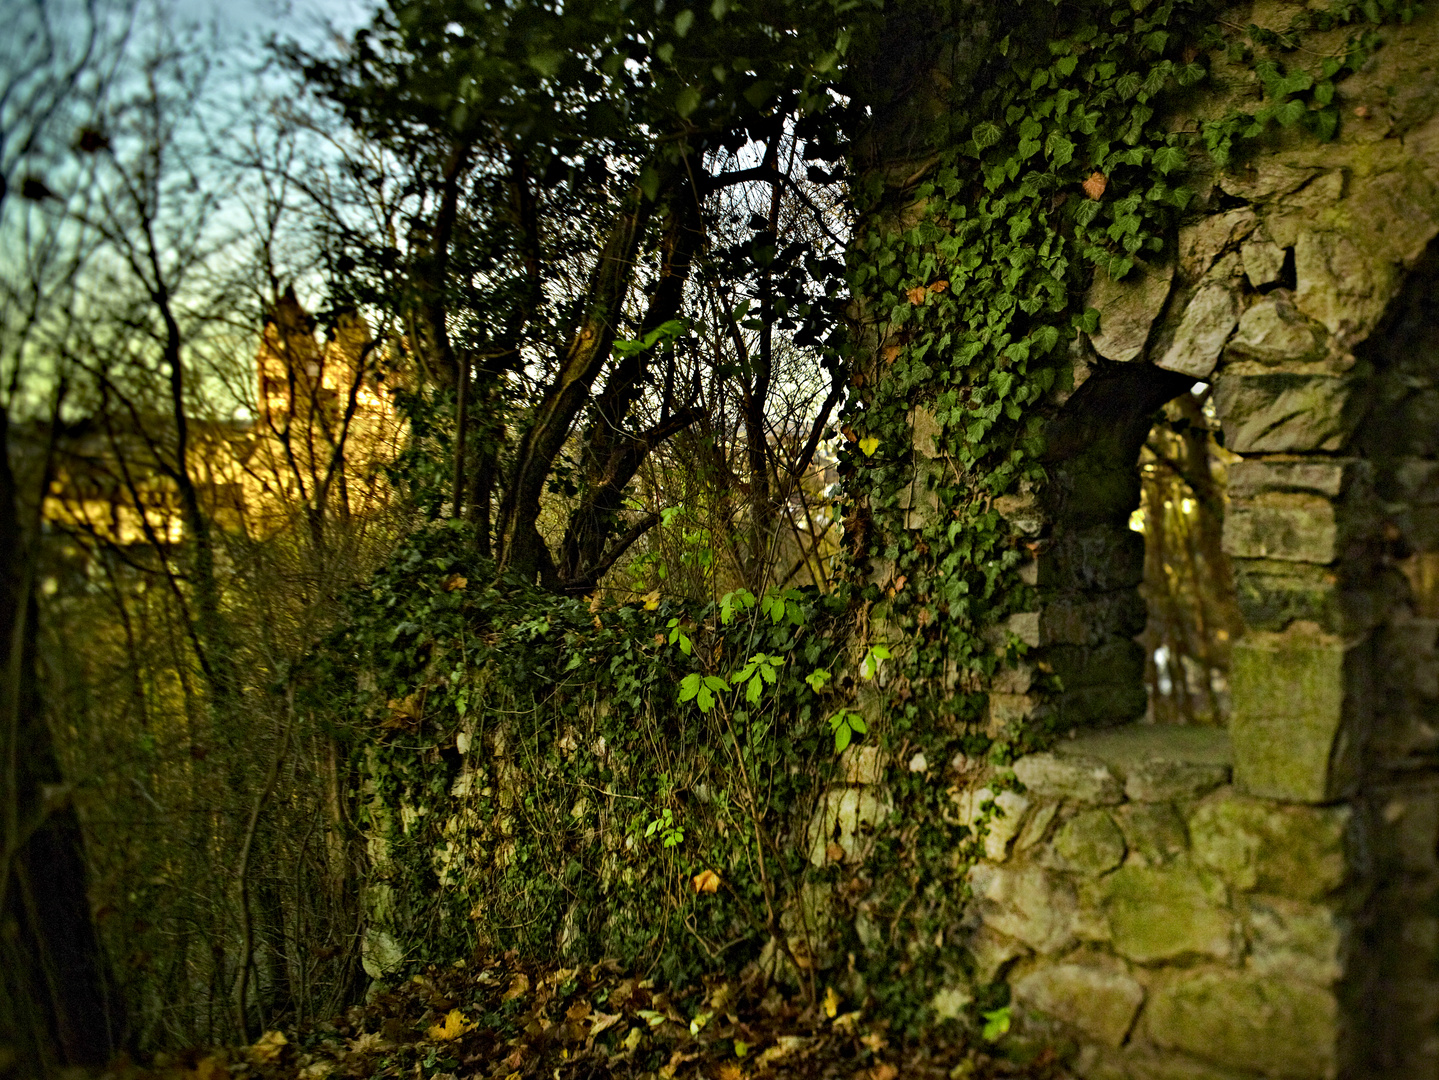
[905,286,928,305]
[882,343,901,365]
[441,573,467,592]
[502,973,530,1002]
[871,1064,898,1080]
[928,280,949,294]
[1082,170,1108,200]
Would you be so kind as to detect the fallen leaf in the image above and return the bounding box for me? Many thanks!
[757,1036,810,1068]
[299,1064,332,1080]
[906,286,928,305]
[692,869,722,894]
[871,1064,898,1080]
[823,986,840,1019]
[346,1032,384,1054]
[195,1055,230,1080]
[502,973,530,1001]
[718,1065,745,1080]
[441,573,467,592]
[832,1010,862,1032]
[825,841,846,863]
[882,343,901,364]
[426,1008,475,1042]
[566,999,592,1022]
[860,1031,888,1053]
[928,280,949,294]
[643,589,662,611]
[249,1031,288,1066]
[588,1011,623,1039]
[1082,170,1108,200]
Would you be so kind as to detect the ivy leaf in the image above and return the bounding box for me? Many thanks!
[639,166,662,203]
[972,121,1002,151]
[858,436,880,457]
[981,1007,1011,1041]
[1115,72,1142,100]
[1045,131,1074,167]
[1152,145,1185,174]
[676,86,702,119]
[674,8,695,36]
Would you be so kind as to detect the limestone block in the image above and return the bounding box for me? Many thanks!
[1211,369,1359,453]
[1049,809,1127,874]
[910,405,943,458]
[839,745,888,785]
[1229,627,1365,802]
[1039,594,1149,647]
[1056,681,1151,732]
[1013,752,1124,804]
[1241,238,1287,288]
[1156,282,1239,379]
[1013,962,1144,1047]
[1394,458,1439,505]
[1101,866,1236,963]
[1293,228,1390,338]
[954,786,1032,862]
[1244,894,1348,985]
[1115,803,1190,867]
[1038,526,1146,591]
[1144,969,1338,1079]
[1129,759,1231,803]
[805,787,892,866]
[968,863,1078,954]
[1087,260,1174,363]
[1226,458,1363,500]
[1219,162,1321,201]
[1177,208,1257,282]
[1189,792,1349,901]
[964,923,1030,983]
[1056,724,1233,802]
[1226,295,1326,364]
[1016,800,1060,851]
[1075,1045,1253,1080]
[1222,492,1340,563]
[1231,558,1368,635]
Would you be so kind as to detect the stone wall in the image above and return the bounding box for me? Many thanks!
[933,5,1439,1076]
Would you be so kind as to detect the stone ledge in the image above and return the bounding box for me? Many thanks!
[1052,724,1233,802]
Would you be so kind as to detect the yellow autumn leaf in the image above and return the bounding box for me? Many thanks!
[249,1030,288,1065]
[441,573,467,592]
[691,869,721,893]
[426,1008,475,1042]
[858,437,880,457]
[643,589,662,611]
[823,985,840,1019]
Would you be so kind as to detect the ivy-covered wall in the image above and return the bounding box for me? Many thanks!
[330,0,1439,1075]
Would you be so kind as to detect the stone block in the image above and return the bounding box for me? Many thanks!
[1241,238,1287,288]
[953,786,1031,862]
[1226,294,1326,364]
[1048,640,1148,688]
[805,787,892,866]
[1076,1045,1254,1080]
[1227,458,1364,500]
[1244,894,1348,985]
[1156,282,1239,379]
[1115,803,1190,866]
[1212,370,1359,453]
[1087,260,1174,363]
[1101,866,1236,963]
[1016,800,1060,851]
[1013,962,1144,1047]
[1229,627,1365,802]
[1222,492,1340,563]
[1013,752,1123,804]
[968,863,1078,954]
[1145,969,1337,1078]
[1040,594,1149,647]
[1189,792,1349,901]
[1057,724,1233,802]
[1057,682,1151,731]
[1393,458,1439,505]
[839,745,888,785]
[910,405,943,458]
[1036,526,1146,591]
[1049,809,1127,874]
[964,923,1030,983]
[1231,558,1366,634]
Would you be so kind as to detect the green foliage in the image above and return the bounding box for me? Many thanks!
[310,522,852,984]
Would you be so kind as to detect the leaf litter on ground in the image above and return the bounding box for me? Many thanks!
[94,953,1072,1080]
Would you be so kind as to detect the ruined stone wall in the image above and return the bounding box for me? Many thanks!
[930,5,1439,1076]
